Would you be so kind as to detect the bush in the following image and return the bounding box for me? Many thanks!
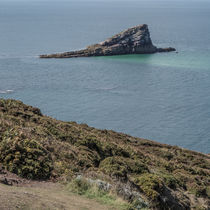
[0,136,53,179]
[67,177,92,195]
[133,173,163,200]
[195,186,208,197]
[162,174,181,189]
[99,157,128,177]
[99,156,147,178]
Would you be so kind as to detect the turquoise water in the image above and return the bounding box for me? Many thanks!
[0,0,210,153]
[103,51,210,70]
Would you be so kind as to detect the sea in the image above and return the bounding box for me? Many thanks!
[0,0,210,153]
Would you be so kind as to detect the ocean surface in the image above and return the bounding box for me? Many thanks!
[0,0,210,153]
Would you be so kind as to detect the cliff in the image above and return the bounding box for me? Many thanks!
[0,99,209,209]
[40,24,175,58]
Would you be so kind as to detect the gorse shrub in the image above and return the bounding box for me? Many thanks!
[133,173,163,200]
[0,135,53,179]
[99,156,148,178]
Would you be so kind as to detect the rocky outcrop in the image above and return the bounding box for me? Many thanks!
[40,24,175,58]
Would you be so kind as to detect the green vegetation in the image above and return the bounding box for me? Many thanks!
[67,178,130,210]
[99,156,148,178]
[0,182,118,210]
[133,174,163,200]
[0,99,209,209]
[0,136,52,179]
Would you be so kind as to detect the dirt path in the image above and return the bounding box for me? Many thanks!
[0,182,116,210]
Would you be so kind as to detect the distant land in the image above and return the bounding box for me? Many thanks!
[40,24,176,58]
[0,99,209,209]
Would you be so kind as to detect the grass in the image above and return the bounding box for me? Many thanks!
[0,182,117,210]
[67,178,130,210]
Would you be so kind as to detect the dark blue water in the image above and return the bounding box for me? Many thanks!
[0,0,210,153]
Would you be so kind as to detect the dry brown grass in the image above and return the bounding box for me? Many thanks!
[0,182,117,210]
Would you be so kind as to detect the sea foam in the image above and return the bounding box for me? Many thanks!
[0,90,14,94]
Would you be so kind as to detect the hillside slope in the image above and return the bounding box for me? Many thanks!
[0,99,209,209]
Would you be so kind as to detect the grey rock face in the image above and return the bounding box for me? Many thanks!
[40,24,175,58]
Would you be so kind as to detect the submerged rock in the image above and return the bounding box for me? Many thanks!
[40,24,175,58]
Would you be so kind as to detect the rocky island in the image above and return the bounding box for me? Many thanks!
[0,99,209,209]
[40,24,176,58]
